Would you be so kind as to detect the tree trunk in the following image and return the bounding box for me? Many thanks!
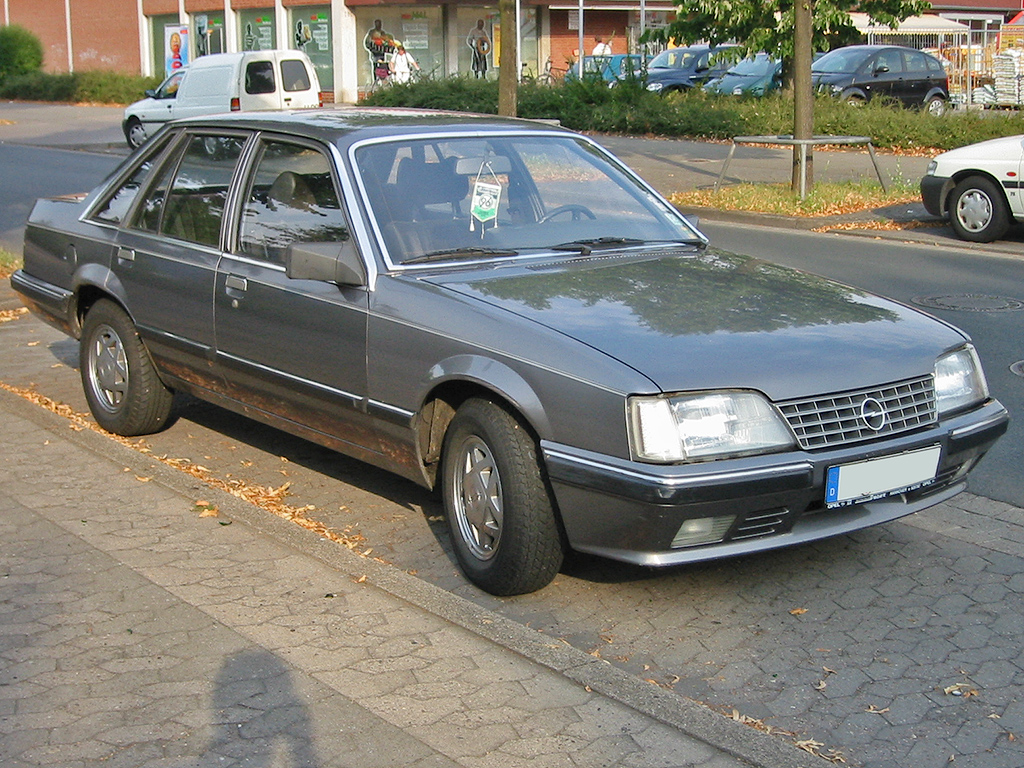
[791,0,813,195]
[498,0,518,117]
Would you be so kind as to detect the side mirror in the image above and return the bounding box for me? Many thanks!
[285,238,366,286]
[873,65,890,75]
[145,89,157,98]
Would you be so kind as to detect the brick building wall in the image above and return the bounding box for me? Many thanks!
[6,0,141,73]
[69,1,143,72]
[548,9,626,70]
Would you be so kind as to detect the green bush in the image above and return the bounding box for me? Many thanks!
[0,25,43,82]
[361,77,1024,151]
[0,70,161,105]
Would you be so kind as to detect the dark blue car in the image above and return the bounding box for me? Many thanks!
[639,44,737,94]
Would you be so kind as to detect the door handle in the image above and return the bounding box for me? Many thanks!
[225,275,248,292]
[116,247,135,264]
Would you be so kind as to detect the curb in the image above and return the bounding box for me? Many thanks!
[0,385,814,768]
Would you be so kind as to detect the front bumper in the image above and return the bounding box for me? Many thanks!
[542,399,1008,566]
[920,174,950,217]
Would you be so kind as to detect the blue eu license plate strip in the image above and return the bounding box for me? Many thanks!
[825,445,941,509]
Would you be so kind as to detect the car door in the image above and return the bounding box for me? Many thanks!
[107,129,247,393]
[214,135,378,457]
[900,50,931,107]
[868,49,905,103]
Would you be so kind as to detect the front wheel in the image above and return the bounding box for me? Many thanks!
[949,176,1010,243]
[80,299,174,436]
[125,117,147,149]
[441,398,564,595]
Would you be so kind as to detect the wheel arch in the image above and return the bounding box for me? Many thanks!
[942,170,1011,218]
[70,264,131,338]
[413,355,554,489]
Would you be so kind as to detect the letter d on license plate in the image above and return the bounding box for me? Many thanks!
[825,445,941,508]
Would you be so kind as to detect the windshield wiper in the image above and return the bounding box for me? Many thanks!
[549,237,646,255]
[547,237,704,255]
[402,246,518,265]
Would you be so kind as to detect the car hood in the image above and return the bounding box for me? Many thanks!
[937,134,1024,164]
[424,250,965,401]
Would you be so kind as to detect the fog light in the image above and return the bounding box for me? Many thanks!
[671,515,735,548]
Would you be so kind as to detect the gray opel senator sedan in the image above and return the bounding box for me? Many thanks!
[11,109,1008,595]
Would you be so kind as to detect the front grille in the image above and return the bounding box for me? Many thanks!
[778,376,936,450]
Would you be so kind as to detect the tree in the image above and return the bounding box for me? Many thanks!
[498,0,518,116]
[0,25,44,82]
[645,0,929,192]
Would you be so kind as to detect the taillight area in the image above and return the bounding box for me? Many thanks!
[230,98,240,111]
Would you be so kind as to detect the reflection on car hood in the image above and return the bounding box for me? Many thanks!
[426,250,965,400]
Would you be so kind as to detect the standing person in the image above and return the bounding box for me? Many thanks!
[592,36,612,57]
[389,43,420,84]
[467,20,491,79]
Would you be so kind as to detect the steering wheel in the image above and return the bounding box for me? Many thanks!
[539,204,597,224]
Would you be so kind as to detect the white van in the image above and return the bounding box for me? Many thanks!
[123,50,322,148]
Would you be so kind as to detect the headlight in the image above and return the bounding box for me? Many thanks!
[628,391,796,462]
[935,345,989,416]
[926,159,938,176]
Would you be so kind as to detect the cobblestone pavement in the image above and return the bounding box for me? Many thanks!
[0,382,781,768]
[3,276,1024,768]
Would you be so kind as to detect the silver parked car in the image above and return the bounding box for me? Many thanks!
[11,109,1008,595]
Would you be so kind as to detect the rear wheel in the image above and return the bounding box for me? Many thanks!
[441,398,564,595]
[924,94,946,117]
[80,300,174,436]
[949,176,1010,243]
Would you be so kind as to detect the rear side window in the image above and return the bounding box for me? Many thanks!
[281,60,312,92]
[134,134,245,247]
[245,61,275,94]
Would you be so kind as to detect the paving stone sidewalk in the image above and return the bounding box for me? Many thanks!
[0,387,811,768]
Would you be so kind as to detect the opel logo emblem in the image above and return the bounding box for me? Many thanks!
[860,397,887,431]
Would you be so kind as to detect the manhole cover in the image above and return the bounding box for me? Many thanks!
[910,294,1024,312]
[1011,361,1024,378]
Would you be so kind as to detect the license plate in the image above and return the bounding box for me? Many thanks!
[825,446,941,509]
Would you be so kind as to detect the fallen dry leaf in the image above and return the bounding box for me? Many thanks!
[790,608,808,615]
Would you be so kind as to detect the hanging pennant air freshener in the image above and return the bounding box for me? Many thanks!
[470,173,501,233]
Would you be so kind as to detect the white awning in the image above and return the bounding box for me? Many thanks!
[850,13,970,34]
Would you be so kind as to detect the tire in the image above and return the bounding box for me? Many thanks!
[949,176,1010,243]
[924,95,946,117]
[441,398,564,595]
[80,299,174,436]
[125,117,147,150]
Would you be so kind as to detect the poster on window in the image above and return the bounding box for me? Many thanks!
[165,25,189,77]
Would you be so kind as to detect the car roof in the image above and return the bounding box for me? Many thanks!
[170,107,572,149]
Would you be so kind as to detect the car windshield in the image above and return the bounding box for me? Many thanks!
[649,49,697,70]
[728,54,776,77]
[354,134,700,266]
[812,48,866,74]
